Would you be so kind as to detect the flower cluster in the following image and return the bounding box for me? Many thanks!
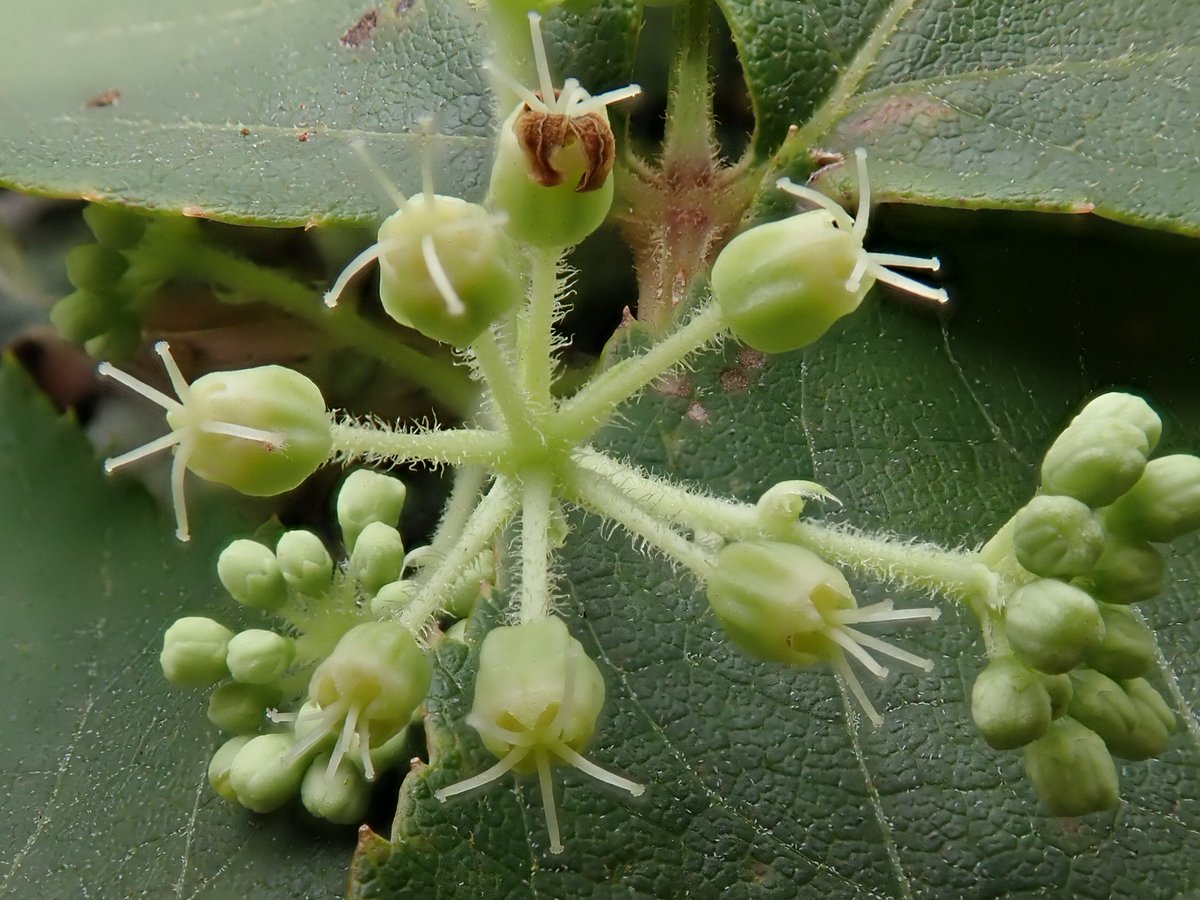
[81,5,1197,855]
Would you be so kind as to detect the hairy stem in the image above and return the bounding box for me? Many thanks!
[518,471,555,623]
[519,248,561,410]
[330,421,505,468]
[561,462,714,578]
[558,302,725,441]
[399,477,520,633]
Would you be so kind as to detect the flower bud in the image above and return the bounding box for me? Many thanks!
[217,539,288,610]
[1068,669,1140,745]
[1010,495,1105,579]
[83,203,147,250]
[301,623,431,780]
[301,752,372,824]
[374,196,522,346]
[468,616,606,768]
[226,629,294,685]
[1040,419,1149,508]
[1004,580,1105,674]
[1023,718,1119,816]
[207,682,281,734]
[369,579,419,619]
[160,616,233,687]
[755,480,839,531]
[275,530,334,596]
[336,469,407,553]
[208,735,253,803]
[1038,672,1073,719]
[1085,605,1155,680]
[1070,670,1173,761]
[707,541,851,666]
[1071,392,1162,452]
[712,213,868,354]
[228,733,310,813]
[1123,678,1177,736]
[50,289,119,344]
[347,522,406,599]
[1088,537,1165,605]
[970,656,1052,750]
[65,243,129,292]
[167,365,332,497]
[1104,454,1200,543]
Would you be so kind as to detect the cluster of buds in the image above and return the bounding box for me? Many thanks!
[972,392,1197,815]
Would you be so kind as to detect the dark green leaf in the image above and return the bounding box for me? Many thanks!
[719,0,1200,235]
[0,360,353,898]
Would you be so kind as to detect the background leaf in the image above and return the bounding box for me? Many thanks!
[351,210,1200,897]
[0,361,355,899]
[0,0,639,226]
[718,0,1200,235]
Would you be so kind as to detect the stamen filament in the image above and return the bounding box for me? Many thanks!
[869,252,941,272]
[198,420,284,446]
[435,746,530,801]
[527,13,557,112]
[102,431,183,472]
[535,749,564,854]
[350,137,407,210]
[549,740,645,796]
[324,243,384,308]
[329,702,361,779]
[827,628,889,679]
[775,178,854,231]
[154,341,191,401]
[833,656,883,727]
[357,718,376,781]
[869,262,950,304]
[170,447,190,542]
[420,233,467,316]
[840,626,934,672]
[96,362,183,412]
[851,147,870,242]
[482,61,544,111]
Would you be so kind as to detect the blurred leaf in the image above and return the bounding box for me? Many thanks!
[718,0,1200,235]
[0,360,354,898]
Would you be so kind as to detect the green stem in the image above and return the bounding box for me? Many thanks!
[519,248,561,410]
[139,231,478,416]
[561,461,714,578]
[518,471,555,623]
[662,0,715,166]
[399,477,520,633]
[425,465,489,563]
[330,421,505,468]
[472,327,536,442]
[557,302,726,441]
[572,446,1000,607]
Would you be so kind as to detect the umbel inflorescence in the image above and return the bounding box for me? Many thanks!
[79,7,1200,852]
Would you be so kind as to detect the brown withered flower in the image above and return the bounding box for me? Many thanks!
[487,13,640,194]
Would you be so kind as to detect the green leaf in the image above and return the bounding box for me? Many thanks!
[0,360,353,898]
[0,0,639,227]
[351,214,1200,896]
[718,0,1200,235]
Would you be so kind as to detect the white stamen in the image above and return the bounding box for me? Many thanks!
[328,702,361,779]
[170,446,190,542]
[572,83,642,116]
[549,740,644,797]
[833,656,883,727]
[350,137,407,210]
[827,628,889,679]
[434,746,530,801]
[266,708,297,724]
[285,702,345,765]
[775,178,855,231]
[465,712,529,748]
[852,147,870,242]
[153,341,191,401]
[324,242,384,308]
[535,748,564,854]
[357,718,376,782]
[846,255,869,293]
[102,431,183,473]
[199,420,284,447]
[96,362,182,412]
[868,262,950,304]
[420,234,466,317]
[482,60,545,112]
[869,252,941,272]
[840,626,935,672]
[527,13,557,112]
